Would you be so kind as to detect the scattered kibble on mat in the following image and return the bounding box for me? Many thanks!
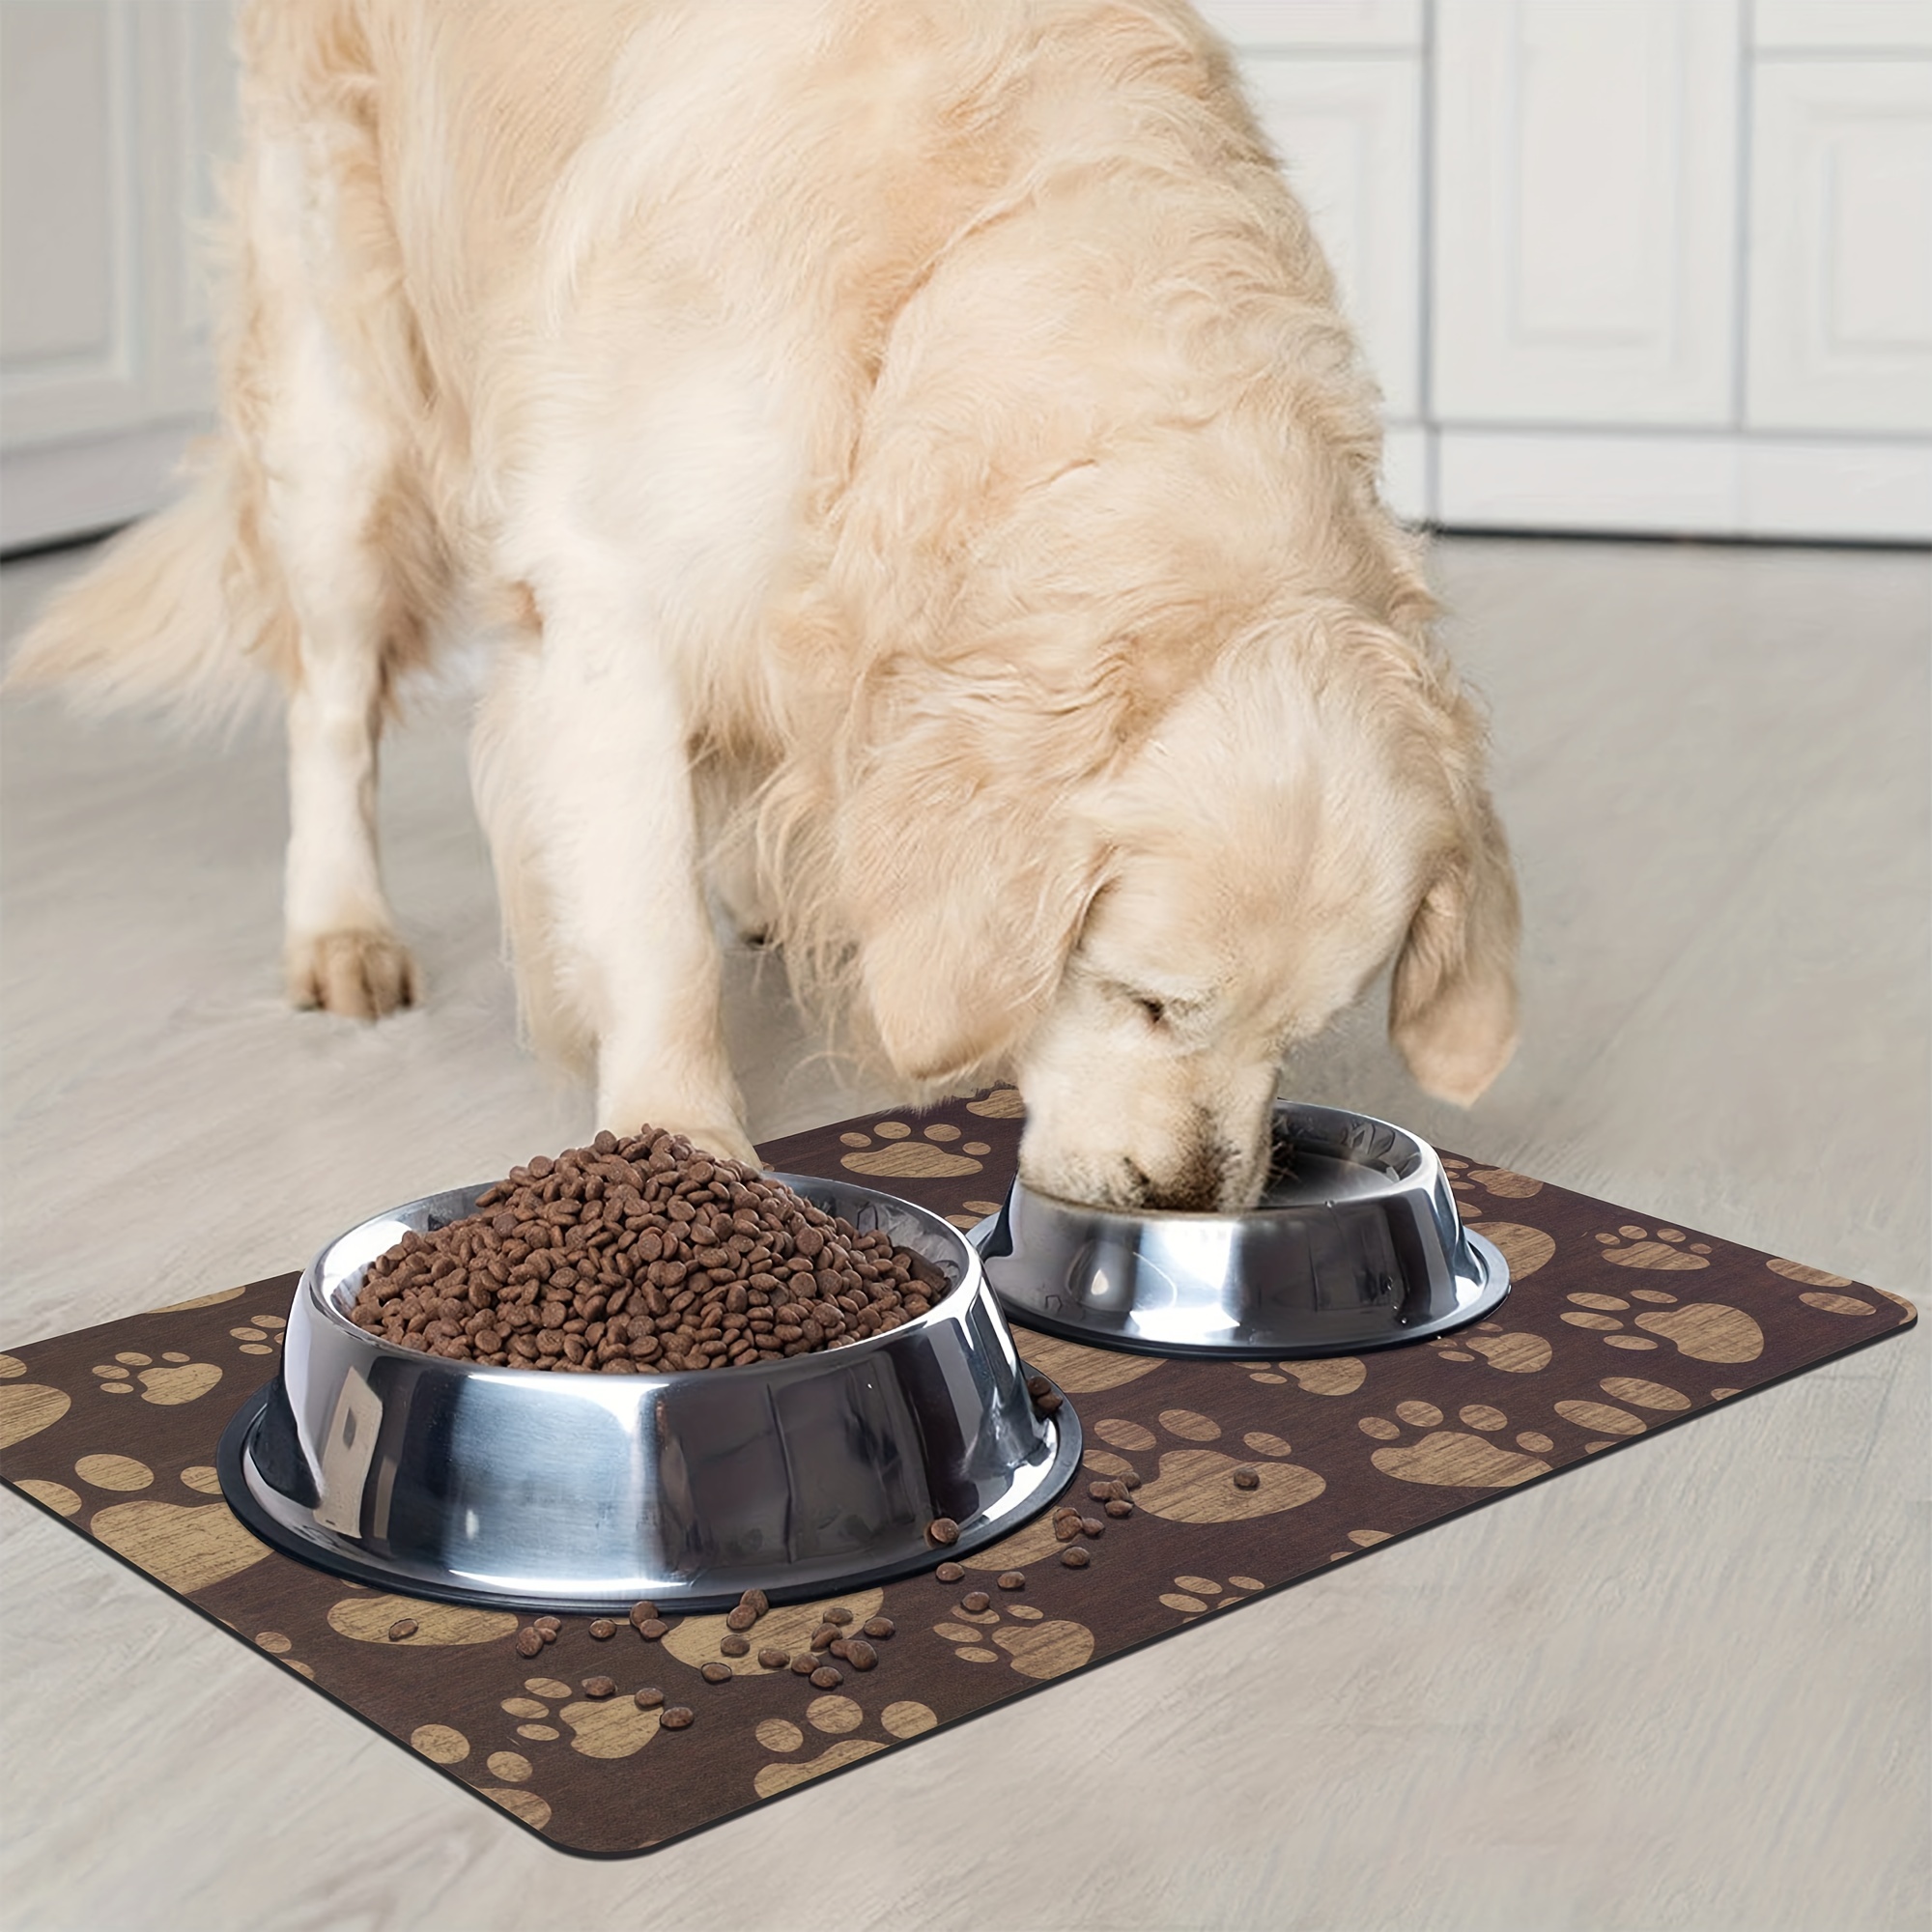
[386,1617,417,1641]
[934,1561,964,1583]
[514,1627,544,1658]
[628,1600,658,1628]
[863,1616,894,1639]
[720,1634,750,1658]
[962,1590,992,1613]
[348,1127,944,1371]
[1232,1465,1260,1491]
[635,1687,665,1710]
[1062,1547,1091,1568]
[588,1618,616,1639]
[810,1666,842,1689]
[925,1517,959,1546]
[582,1675,616,1698]
[758,1647,789,1669]
[997,1571,1026,1591]
[700,1662,732,1684]
[661,1706,695,1730]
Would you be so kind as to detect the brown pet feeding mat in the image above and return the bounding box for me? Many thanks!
[0,1089,1914,1857]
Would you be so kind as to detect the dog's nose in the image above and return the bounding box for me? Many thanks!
[1129,1147,1225,1213]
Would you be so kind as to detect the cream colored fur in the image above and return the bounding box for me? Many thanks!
[10,0,1519,1208]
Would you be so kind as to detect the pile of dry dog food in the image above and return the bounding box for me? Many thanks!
[348,1126,945,1371]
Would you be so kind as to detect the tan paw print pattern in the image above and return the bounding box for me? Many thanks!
[0,1091,1914,1857]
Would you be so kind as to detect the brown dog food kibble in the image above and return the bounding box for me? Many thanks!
[925,1517,960,1547]
[1232,1464,1261,1490]
[1061,1546,1091,1568]
[997,1571,1025,1591]
[758,1647,790,1670]
[588,1618,617,1639]
[724,1605,758,1632]
[386,1618,417,1641]
[660,1706,694,1730]
[810,1624,839,1652]
[1054,1516,1081,1542]
[789,1653,817,1675]
[534,1616,561,1639]
[720,1634,750,1658]
[1087,1481,1116,1502]
[582,1675,616,1698]
[514,1627,544,1658]
[822,1605,854,1626]
[635,1686,666,1710]
[347,1125,945,1372]
[1080,1517,1105,1537]
[1034,1391,1063,1414]
[1105,1497,1134,1518]
[737,1588,769,1619]
[862,1617,895,1640]
[810,1665,843,1689]
[700,1662,733,1685]
[935,1561,965,1583]
[628,1601,659,1628]
[829,1637,851,1660]
[845,1638,878,1670]
[636,1619,669,1641]
[961,1590,992,1613]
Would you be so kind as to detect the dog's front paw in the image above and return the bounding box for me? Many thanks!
[286,929,420,1020]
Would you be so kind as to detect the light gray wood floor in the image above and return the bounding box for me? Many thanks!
[2,535,1925,1931]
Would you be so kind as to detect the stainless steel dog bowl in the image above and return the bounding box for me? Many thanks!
[219,1173,1080,1613]
[973,1103,1508,1357]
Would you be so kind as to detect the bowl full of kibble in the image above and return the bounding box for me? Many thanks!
[219,1127,1081,1612]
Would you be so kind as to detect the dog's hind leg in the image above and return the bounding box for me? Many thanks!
[242,128,440,1020]
[472,587,754,1162]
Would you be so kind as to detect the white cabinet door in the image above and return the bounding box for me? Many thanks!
[1237,55,1423,422]
[0,0,233,550]
[1747,59,1932,433]
[1193,1,1423,49]
[1432,0,1743,428]
[0,1,144,446]
[1752,2,1932,51]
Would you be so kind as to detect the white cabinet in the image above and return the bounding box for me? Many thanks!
[1430,0,1742,428]
[1747,59,1932,433]
[1239,54,1427,512]
[4,0,1929,548]
[0,0,234,550]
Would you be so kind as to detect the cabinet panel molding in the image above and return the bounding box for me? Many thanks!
[1432,0,1743,427]
[0,0,146,444]
[1747,59,1932,432]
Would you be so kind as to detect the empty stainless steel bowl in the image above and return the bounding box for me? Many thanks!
[974,1103,1509,1357]
[219,1173,1081,1612]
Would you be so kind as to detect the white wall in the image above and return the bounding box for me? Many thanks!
[4,0,1929,548]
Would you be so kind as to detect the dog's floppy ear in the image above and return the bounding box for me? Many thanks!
[835,689,1105,1088]
[1389,787,1520,1105]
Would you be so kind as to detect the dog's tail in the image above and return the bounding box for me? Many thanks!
[6,439,292,730]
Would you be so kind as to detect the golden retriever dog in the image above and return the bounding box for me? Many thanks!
[13,0,1519,1210]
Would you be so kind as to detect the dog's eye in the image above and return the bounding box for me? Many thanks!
[1133,995,1167,1026]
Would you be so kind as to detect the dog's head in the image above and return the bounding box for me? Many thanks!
[838,611,1519,1211]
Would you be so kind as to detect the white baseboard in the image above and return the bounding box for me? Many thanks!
[0,420,207,553]
[8,418,1925,558]
[1434,429,1932,543]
